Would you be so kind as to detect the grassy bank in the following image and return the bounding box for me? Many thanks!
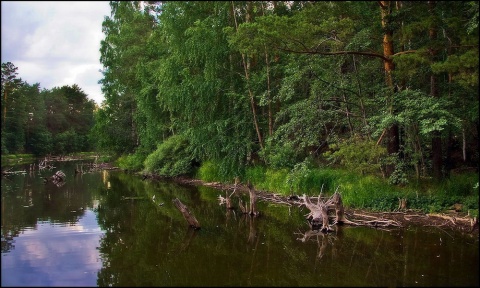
[197,161,479,217]
[1,154,36,166]
[1,152,113,167]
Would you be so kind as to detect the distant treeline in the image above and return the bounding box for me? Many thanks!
[1,61,96,156]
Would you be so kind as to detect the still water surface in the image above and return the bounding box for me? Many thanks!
[1,160,478,287]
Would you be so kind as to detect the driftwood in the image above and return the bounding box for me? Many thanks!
[427,212,478,230]
[38,159,55,170]
[218,178,259,216]
[75,162,119,174]
[301,193,331,232]
[298,188,402,232]
[398,198,407,210]
[212,179,419,232]
[2,167,27,175]
[172,198,201,229]
[43,170,66,187]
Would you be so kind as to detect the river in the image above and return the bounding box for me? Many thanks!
[1,160,478,287]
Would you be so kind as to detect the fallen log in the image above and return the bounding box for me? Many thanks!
[427,213,476,226]
[172,198,201,229]
[2,169,27,175]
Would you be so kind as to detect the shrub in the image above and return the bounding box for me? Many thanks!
[324,136,387,175]
[259,140,299,169]
[245,165,267,185]
[143,135,194,177]
[117,152,146,171]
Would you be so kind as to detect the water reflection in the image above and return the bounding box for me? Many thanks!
[1,211,103,287]
[1,160,106,287]
[2,161,479,287]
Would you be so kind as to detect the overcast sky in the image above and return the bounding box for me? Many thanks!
[1,1,111,105]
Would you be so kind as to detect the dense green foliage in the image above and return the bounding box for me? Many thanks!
[143,134,194,176]
[93,1,477,180]
[90,1,477,212]
[3,2,477,214]
[1,62,96,156]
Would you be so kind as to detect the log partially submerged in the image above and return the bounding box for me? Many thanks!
[172,198,201,229]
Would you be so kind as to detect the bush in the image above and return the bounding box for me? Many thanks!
[197,160,225,183]
[143,135,194,177]
[117,152,146,171]
[244,165,267,185]
[324,136,387,175]
[259,140,299,169]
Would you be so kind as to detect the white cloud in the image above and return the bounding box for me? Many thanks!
[1,1,111,104]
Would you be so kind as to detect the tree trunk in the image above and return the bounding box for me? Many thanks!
[379,1,399,177]
[247,181,259,216]
[172,198,201,229]
[302,194,332,232]
[3,89,7,130]
[429,0,443,180]
[238,198,248,214]
[330,191,346,224]
[231,1,264,150]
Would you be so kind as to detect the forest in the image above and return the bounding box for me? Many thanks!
[2,1,478,203]
[1,61,96,157]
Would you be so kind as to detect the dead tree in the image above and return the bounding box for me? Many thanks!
[328,189,346,225]
[44,170,66,186]
[300,189,403,231]
[227,177,241,209]
[247,181,259,216]
[301,194,332,232]
[218,191,235,209]
[397,198,407,211]
[238,198,248,214]
[172,198,201,229]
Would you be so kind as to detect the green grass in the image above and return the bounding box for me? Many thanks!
[1,154,36,166]
[1,152,111,167]
[196,160,228,182]
[197,163,479,215]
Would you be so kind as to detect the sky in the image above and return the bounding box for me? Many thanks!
[1,1,111,105]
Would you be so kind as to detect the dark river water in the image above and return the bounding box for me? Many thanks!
[1,160,478,287]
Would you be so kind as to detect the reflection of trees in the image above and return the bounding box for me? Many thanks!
[92,171,480,287]
[1,223,21,253]
[1,161,103,253]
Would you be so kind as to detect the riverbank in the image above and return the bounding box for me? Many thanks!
[167,175,478,238]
